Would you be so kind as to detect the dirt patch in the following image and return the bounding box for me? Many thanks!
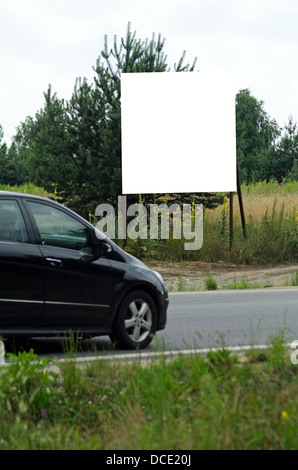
[146,261,298,291]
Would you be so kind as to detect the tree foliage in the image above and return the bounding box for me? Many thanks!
[236,89,280,183]
[11,23,202,217]
[3,25,298,219]
[13,88,73,190]
[269,116,298,181]
[0,124,29,185]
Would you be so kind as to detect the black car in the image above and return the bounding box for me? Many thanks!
[0,191,168,349]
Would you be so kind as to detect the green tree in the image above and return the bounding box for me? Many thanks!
[90,23,222,211]
[236,89,280,183]
[13,87,74,193]
[287,160,298,180]
[12,23,224,217]
[0,125,29,185]
[0,124,7,158]
[27,23,199,216]
[269,116,298,181]
[65,77,121,214]
[0,125,8,183]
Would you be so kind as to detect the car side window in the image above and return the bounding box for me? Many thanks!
[0,200,29,242]
[27,201,92,251]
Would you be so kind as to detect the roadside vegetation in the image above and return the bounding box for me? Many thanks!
[0,334,297,450]
[168,269,298,292]
[122,179,297,266]
[0,182,54,199]
[1,179,297,267]
[0,23,297,452]
[0,24,297,218]
[0,24,297,268]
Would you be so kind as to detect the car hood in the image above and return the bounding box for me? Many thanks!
[118,249,148,268]
[107,238,148,268]
[95,227,151,270]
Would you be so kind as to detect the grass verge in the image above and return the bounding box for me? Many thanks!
[0,335,297,450]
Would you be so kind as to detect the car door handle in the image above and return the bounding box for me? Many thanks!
[46,258,63,267]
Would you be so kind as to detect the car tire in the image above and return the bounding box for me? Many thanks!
[111,290,158,350]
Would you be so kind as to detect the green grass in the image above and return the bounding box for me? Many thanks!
[0,336,297,450]
[176,277,197,291]
[204,274,218,290]
[223,276,263,290]
[283,270,298,287]
[123,180,298,266]
[0,183,55,199]
[240,179,298,196]
[2,181,297,266]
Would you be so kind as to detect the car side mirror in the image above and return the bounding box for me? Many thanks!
[97,241,112,256]
[80,241,112,263]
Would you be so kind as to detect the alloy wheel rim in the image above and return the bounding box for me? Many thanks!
[124,299,152,343]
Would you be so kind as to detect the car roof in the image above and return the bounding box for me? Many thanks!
[0,190,96,228]
[0,190,52,202]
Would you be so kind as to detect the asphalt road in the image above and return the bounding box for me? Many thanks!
[160,287,298,351]
[4,287,298,360]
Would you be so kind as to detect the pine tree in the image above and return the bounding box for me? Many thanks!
[11,24,226,216]
[269,116,298,181]
[236,89,280,183]
[66,22,199,215]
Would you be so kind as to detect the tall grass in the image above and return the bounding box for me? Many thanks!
[0,183,55,199]
[200,199,297,265]
[241,179,298,196]
[0,338,297,450]
[125,180,298,265]
[2,181,297,265]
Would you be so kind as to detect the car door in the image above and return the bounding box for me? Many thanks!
[0,198,44,328]
[25,199,114,328]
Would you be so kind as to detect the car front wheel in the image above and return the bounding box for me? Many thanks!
[111,290,158,349]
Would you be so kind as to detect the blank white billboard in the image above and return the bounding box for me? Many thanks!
[121,71,236,194]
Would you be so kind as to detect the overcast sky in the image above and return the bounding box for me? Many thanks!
[1,0,298,145]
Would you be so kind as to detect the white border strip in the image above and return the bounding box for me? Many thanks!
[57,343,292,365]
[0,343,293,369]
